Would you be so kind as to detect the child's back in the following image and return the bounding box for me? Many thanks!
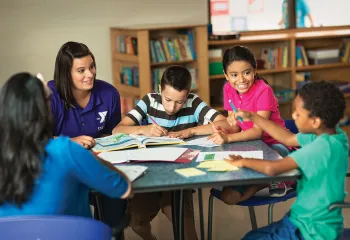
[289,129,348,239]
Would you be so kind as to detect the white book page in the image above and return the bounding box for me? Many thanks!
[196,151,264,162]
[114,165,148,182]
[182,137,220,148]
[130,135,184,144]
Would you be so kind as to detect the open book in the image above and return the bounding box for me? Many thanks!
[92,133,185,152]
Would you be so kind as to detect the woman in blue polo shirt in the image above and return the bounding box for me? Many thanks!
[48,41,126,239]
[49,41,121,148]
[0,72,131,219]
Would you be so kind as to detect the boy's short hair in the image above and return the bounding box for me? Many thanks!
[160,65,192,92]
[297,80,346,128]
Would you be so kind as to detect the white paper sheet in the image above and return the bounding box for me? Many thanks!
[98,147,188,163]
[195,151,264,162]
[182,137,220,148]
[114,165,148,182]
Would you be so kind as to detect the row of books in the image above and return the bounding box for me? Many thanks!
[150,30,196,63]
[116,36,138,55]
[151,67,198,92]
[339,38,350,63]
[121,66,139,87]
[120,96,140,116]
[260,46,289,69]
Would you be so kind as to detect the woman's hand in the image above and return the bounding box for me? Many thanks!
[71,135,96,149]
[142,124,168,137]
[168,129,193,139]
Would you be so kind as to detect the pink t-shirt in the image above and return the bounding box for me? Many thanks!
[223,79,286,146]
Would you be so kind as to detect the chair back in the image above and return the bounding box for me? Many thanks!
[284,119,298,134]
[0,215,112,240]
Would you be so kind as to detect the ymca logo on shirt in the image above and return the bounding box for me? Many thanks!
[97,111,108,123]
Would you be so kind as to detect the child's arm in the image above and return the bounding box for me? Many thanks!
[236,110,299,147]
[167,114,231,139]
[112,116,167,137]
[226,154,298,176]
[208,110,270,144]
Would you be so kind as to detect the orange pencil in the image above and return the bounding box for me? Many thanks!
[205,117,226,135]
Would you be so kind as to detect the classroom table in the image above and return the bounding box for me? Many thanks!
[128,139,301,240]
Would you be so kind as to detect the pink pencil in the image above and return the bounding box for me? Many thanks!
[147,114,159,126]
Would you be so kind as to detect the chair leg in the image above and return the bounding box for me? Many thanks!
[94,193,104,222]
[268,203,275,225]
[248,206,258,230]
[198,188,205,240]
[208,194,214,240]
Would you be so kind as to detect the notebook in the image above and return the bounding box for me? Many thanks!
[115,165,147,182]
[92,133,185,152]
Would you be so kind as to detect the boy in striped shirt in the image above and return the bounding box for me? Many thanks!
[113,65,227,240]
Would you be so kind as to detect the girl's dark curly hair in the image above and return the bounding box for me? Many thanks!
[0,72,53,206]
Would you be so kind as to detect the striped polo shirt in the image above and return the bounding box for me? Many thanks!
[127,93,220,132]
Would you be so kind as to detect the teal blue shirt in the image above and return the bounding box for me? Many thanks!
[0,137,128,218]
[282,0,310,28]
[289,127,348,240]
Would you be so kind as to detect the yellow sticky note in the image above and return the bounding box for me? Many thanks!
[175,168,207,177]
[197,161,218,169]
[197,160,239,172]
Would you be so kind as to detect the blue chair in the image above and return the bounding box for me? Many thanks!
[329,202,350,239]
[207,120,298,240]
[0,215,112,240]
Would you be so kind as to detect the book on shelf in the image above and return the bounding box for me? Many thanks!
[152,67,197,92]
[121,66,139,87]
[149,30,196,63]
[92,133,185,152]
[296,44,309,67]
[120,97,139,116]
[339,38,350,63]
[115,36,137,55]
[260,45,288,69]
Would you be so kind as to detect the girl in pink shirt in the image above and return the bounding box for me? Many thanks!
[208,46,293,204]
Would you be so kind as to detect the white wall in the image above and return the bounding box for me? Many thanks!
[0,0,208,85]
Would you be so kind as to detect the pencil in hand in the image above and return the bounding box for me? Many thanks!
[228,99,243,123]
[205,117,226,135]
[147,114,159,126]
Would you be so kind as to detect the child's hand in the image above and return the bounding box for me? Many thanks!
[227,113,238,127]
[210,124,229,135]
[168,129,193,139]
[224,154,245,167]
[143,124,168,137]
[234,110,254,121]
[207,132,228,145]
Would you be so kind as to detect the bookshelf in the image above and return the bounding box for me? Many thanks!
[206,27,350,120]
[110,23,209,116]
